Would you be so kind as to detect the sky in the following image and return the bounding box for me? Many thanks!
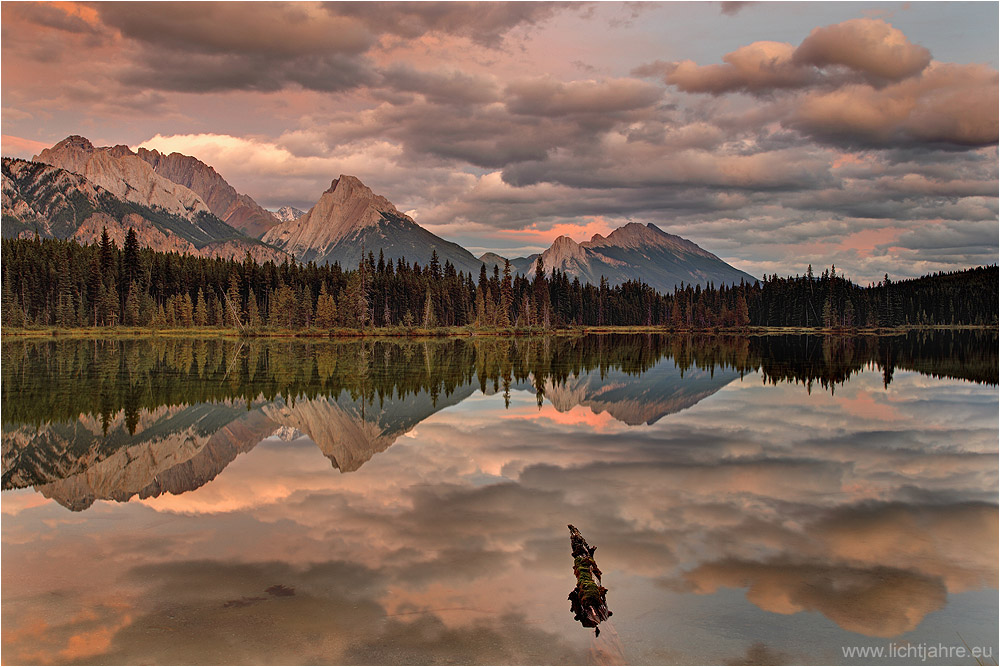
[1,1,997,283]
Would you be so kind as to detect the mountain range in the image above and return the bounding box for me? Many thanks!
[3,134,757,291]
[2,357,732,511]
[481,223,755,292]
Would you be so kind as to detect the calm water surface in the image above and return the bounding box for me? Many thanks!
[2,333,997,665]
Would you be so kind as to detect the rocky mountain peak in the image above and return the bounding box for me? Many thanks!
[35,135,213,221]
[263,174,404,253]
[326,174,381,203]
[261,173,482,273]
[273,205,305,223]
[551,234,581,250]
[52,135,95,152]
[585,221,714,258]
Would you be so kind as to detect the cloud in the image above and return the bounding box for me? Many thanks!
[788,62,999,148]
[658,42,816,95]
[720,2,753,16]
[96,3,374,57]
[332,1,573,48]
[641,18,932,96]
[1,134,51,159]
[793,18,931,83]
[505,76,663,116]
[379,65,501,105]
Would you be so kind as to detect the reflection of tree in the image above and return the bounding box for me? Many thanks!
[2,331,995,429]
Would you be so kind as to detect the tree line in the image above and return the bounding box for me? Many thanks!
[2,231,996,331]
[3,331,995,441]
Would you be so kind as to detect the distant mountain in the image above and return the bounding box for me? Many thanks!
[1,157,285,262]
[273,205,305,223]
[132,147,280,238]
[263,175,483,274]
[481,222,756,293]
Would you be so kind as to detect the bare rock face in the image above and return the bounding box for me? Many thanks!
[134,147,279,238]
[263,175,397,255]
[261,396,399,473]
[273,205,305,223]
[35,136,212,221]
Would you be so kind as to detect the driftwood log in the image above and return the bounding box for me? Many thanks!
[568,524,611,636]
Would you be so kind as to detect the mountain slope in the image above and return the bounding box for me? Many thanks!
[2,158,285,262]
[483,222,755,293]
[133,147,280,238]
[263,175,483,274]
[35,136,211,221]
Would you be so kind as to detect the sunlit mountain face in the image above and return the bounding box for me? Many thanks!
[2,333,997,664]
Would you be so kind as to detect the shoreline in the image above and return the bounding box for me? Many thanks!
[2,324,994,340]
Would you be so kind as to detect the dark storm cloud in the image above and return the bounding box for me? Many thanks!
[120,51,377,94]
[505,76,663,116]
[884,219,1000,253]
[96,2,374,57]
[379,65,501,105]
[93,2,379,94]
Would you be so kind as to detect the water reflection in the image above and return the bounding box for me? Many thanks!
[1,332,997,664]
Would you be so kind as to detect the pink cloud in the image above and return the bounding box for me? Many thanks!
[496,216,619,245]
[790,62,998,147]
[793,18,931,83]
[2,134,54,159]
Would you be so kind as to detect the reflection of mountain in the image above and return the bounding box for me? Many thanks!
[3,382,480,511]
[541,364,740,425]
[5,402,263,510]
[263,384,477,473]
[3,331,996,511]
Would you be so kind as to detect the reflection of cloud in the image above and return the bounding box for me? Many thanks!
[3,359,996,662]
[77,558,588,665]
[685,559,946,637]
[726,642,793,666]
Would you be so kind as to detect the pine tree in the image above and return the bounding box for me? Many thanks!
[225,273,243,328]
[247,289,262,328]
[124,281,141,326]
[194,288,208,326]
[315,283,338,329]
[123,227,140,288]
[423,288,437,327]
[499,260,513,327]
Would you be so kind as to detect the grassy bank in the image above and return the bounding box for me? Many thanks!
[2,323,994,340]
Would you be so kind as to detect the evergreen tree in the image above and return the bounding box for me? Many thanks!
[247,289,262,328]
[194,288,208,326]
[315,283,338,329]
[499,259,513,327]
[124,281,141,326]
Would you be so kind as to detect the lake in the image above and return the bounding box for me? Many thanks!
[2,333,997,665]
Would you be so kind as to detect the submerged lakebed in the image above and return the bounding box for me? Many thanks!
[2,332,997,665]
